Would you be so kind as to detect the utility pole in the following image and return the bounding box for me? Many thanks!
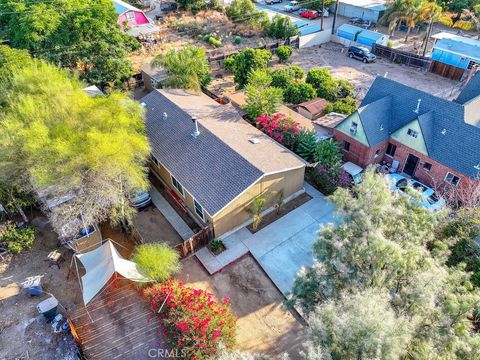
[321,0,325,31]
[331,0,339,35]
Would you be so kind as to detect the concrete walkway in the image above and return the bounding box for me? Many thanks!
[196,183,340,294]
[149,187,194,241]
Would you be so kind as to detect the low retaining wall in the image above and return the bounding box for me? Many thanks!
[299,30,333,48]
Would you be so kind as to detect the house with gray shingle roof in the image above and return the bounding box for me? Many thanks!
[333,74,480,197]
[140,89,307,236]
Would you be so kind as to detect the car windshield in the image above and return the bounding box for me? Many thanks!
[427,193,439,205]
[396,179,409,189]
[412,182,428,193]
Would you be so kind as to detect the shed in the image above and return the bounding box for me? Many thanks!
[313,112,347,140]
[332,0,387,23]
[141,63,168,92]
[296,98,329,120]
[432,36,480,70]
[336,24,362,42]
[357,29,388,47]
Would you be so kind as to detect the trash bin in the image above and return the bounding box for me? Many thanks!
[37,296,59,321]
[22,276,43,297]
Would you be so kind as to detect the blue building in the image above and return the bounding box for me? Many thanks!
[336,24,388,48]
[431,34,480,79]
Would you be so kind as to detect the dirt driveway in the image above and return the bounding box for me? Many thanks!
[177,256,306,359]
[290,42,460,99]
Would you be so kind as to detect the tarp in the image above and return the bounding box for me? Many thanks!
[75,240,149,304]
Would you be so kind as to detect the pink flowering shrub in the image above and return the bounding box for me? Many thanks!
[256,113,300,150]
[143,280,236,359]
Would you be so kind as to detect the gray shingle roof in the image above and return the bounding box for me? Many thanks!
[141,90,264,216]
[354,76,480,177]
[456,72,480,104]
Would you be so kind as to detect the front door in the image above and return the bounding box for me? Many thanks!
[403,154,419,177]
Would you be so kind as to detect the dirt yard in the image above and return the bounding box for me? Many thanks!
[178,255,306,359]
[132,205,183,247]
[208,41,461,101]
[130,10,274,72]
[0,218,139,360]
[0,216,82,360]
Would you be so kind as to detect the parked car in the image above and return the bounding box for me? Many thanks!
[341,162,364,185]
[130,190,152,210]
[284,1,300,12]
[295,7,308,14]
[265,0,282,4]
[349,17,364,24]
[299,9,319,19]
[362,20,376,29]
[160,2,177,12]
[347,45,377,63]
[388,174,446,212]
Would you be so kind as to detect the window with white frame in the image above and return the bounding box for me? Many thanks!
[194,199,204,220]
[126,11,135,20]
[343,140,351,152]
[444,172,460,186]
[171,176,185,196]
[386,143,396,157]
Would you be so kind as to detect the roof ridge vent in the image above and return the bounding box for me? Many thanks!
[163,112,168,121]
[474,163,480,171]
[414,98,421,114]
[441,128,447,135]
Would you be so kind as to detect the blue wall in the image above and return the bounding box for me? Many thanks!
[432,49,470,69]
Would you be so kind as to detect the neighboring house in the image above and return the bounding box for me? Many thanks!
[112,0,159,37]
[333,74,480,195]
[229,91,316,132]
[313,112,347,140]
[431,33,480,80]
[141,63,168,92]
[296,98,329,120]
[141,89,307,237]
[336,24,388,48]
[331,0,387,23]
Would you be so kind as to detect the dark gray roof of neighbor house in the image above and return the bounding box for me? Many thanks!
[456,72,480,104]
[141,90,264,216]
[345,76,480,177]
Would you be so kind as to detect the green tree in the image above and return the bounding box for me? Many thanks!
[152,46,211,92]
[267,16,300,40]
[133,243,181,282]
[295,130,318,163]
[0,0,140,87]
[284,82,317,104]
[335,79,354,98]
[275,45,294,63]
[243,69,283,120]
[0,50,150,236]
[226,0,270,30]
[289,171,480,359]
[270,66,304,89]
[304,289,412,360]
[225,48,272,88]
[306,68,338,101]
[315,139,343,167]
[324,97,358,115]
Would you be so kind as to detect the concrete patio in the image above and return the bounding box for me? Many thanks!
[196,183,340,295]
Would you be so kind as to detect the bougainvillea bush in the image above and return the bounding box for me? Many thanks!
[256,113,300,150]
[143,280,236,359]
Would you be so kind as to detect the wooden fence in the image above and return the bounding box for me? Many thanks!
[372,44,433,70]
[174,224,215,258]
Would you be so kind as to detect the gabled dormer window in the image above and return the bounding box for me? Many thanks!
[407,129,418,138]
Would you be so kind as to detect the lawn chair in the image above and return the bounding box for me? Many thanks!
[389,160,400,173]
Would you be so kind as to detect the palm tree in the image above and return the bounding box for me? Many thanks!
[381,0,408,37]
[152,46,211,92]
[419,1,443,55]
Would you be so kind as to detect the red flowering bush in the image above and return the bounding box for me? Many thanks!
[143,280,236,359]
[256,113,300,150]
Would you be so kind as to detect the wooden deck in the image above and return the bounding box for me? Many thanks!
[69,279,165,360]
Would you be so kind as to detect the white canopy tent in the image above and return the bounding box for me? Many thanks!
[74,240,150,305]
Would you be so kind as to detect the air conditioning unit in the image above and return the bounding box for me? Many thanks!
[350,126,357,135]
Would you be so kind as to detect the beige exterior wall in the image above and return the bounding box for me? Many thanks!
[150,160,305,238]
[210,167,305,236]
